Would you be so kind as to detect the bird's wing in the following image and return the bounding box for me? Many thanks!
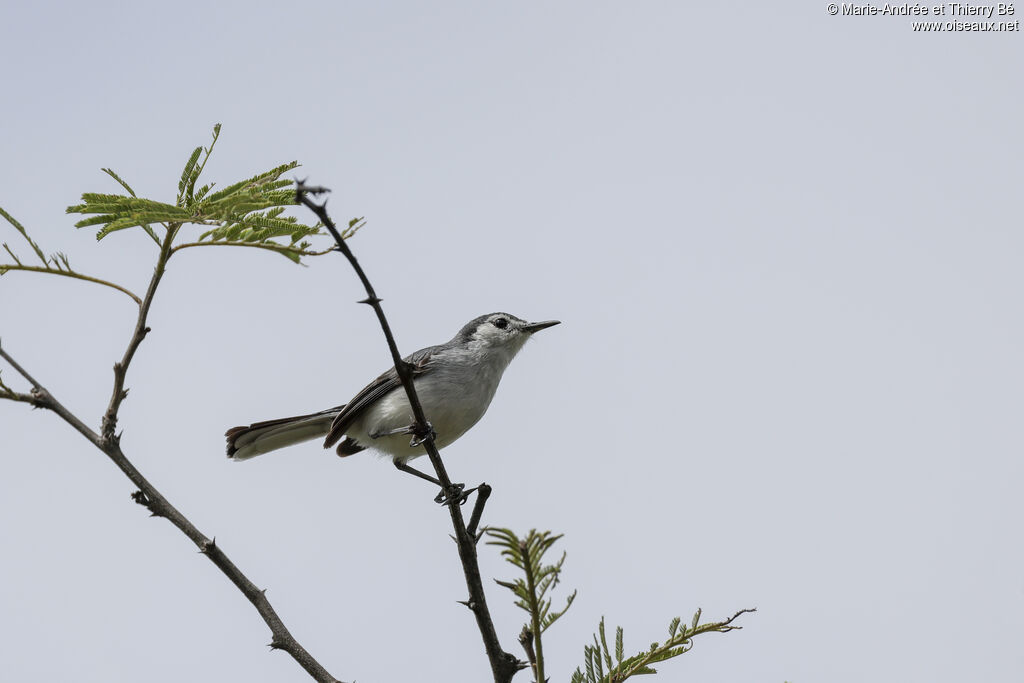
[323,345,440,448]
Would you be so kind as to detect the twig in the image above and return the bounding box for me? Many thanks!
[0,361,45,407]
[518,626,538,683]
[0,388,41,405]
[520,540,546,683]
[100,225,177,442]
[296,181,523,683]
[0,343,96,441]
[170,240,329,259]
[467,483,492,540]
[0,264,142,304]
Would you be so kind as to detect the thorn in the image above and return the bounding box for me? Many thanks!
[457,599,475,610]
[357,296,381,306]
[200,537,217,554]
[120,388,129,400]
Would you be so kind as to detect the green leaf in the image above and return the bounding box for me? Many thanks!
[3,242,22,266]
[0,207,47,265]
[178,146,203,201]
[204,161,299,203]
[101,168,137,197]
[573,609,754,682]
[487,528,576,683]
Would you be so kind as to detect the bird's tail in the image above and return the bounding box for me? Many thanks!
[225,407,341,460]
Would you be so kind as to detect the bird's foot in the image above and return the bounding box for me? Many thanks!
[434,482,475,506]
[410,421,436,448]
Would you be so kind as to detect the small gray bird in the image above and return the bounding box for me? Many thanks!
[226,313,559,466]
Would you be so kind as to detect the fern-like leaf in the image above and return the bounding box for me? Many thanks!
[486,528,576,682]
[0,207,47,265]
[177,146,203,204]
[64,125,351,263]
[571,609,755,683]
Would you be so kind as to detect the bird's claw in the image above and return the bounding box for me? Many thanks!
[434,482,475,506]
[410,421,436,448]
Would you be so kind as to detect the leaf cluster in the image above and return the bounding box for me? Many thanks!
[63,124,355,263]
[487,528,577,682]
[3,124,362,306]
[487,528,577,636]
[571,608,755,683]
[486,527,754,682]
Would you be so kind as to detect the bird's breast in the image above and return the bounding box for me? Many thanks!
[347,348,513,456]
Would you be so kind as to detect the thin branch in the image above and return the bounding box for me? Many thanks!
[0,342,98,442]
[100,224,178,441]
[170,240,329,259]
[0,361,47,408]
[0,344,345,683]
[0,264,142,305]
[518,626,538,683]
[520,539,546,683]
[296,181,523,683]
[0,388,40,405]
[467,483,492,540]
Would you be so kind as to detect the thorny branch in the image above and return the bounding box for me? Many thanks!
[0,228,344,683]
[296,180,524,683]
[0,367,44,407]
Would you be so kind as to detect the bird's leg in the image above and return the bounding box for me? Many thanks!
[392,460,472,505]
[393,459,441,486]
[374,426,415,437]
[374,421,436,448]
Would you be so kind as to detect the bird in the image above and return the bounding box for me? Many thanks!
[225,313,559,477]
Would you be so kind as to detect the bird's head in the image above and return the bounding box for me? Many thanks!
[456,312,560,355]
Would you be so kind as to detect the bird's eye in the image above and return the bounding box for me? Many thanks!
[493,317,508,329]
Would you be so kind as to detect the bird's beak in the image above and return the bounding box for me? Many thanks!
[522,320,561,334]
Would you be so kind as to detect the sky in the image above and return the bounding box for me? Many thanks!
[1,2,1021,682]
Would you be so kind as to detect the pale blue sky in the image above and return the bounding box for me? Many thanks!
[2,3,1021,682]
